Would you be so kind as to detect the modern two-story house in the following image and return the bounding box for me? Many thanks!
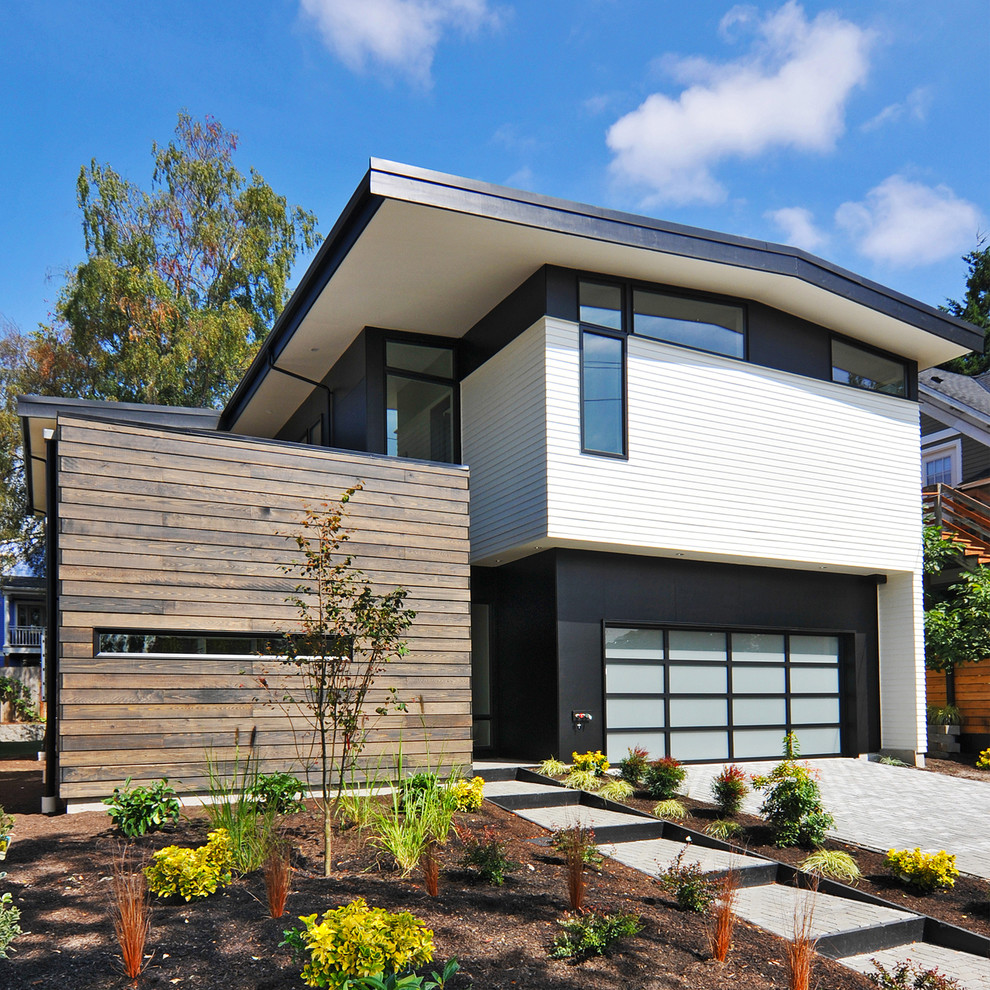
[21,161,982,809]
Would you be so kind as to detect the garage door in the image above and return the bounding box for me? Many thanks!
[604,626,842,764]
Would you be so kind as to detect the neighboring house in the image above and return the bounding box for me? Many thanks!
[918,368,990,752]
[20,161,982,810]
[1,575,45,667]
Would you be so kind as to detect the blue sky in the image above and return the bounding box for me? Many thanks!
[1,0,987,337]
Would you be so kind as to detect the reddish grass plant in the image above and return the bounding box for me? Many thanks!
[421,842,441,898]
[108,844,151,980]
[263,841,292,918]
[786,882,818,990]
[553,824,597,911]
[708,869,740,963]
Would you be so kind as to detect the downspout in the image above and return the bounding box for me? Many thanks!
[42,434,58,815]
[267,352,333,444]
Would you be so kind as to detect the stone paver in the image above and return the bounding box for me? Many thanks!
[513,802,646,832]
[842,942,990,990]
[681,758,990,878]
[606,836,765,877]
[481,779,569,799]
[733,883,919,941]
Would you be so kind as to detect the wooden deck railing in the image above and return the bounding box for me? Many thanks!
[923,483,990,557]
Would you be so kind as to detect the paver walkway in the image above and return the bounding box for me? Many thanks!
[681,758,990,879]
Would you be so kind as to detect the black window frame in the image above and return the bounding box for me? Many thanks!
[579,324,628,459]
[381,331,461,464]
[829,334,909,399]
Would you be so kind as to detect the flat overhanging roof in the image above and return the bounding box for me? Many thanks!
[18,395,220,514]
[220,159,984,436]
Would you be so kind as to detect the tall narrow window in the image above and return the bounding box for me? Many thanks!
[581,330,625,456]
[385,339,457,463]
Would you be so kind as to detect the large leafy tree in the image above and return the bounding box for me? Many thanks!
[939,240,990,375]
[0,113,321,571]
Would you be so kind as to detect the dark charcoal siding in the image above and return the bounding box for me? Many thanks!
[55,416,471,801]
[961,434,990,483]
[479,549,881,762]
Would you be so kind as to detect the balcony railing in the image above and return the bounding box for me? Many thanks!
[5,625,43,649]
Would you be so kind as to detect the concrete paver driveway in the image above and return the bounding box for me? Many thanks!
[681,757,990,879]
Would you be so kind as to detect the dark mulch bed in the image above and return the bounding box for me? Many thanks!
[615,792,990,939]
[0,779,877,989]
[922,753,989,784]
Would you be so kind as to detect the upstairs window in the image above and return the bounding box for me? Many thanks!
[831,339,907,397]
[633,288,745,359]
[579,280,623,330]
[581,329,626,456]
[385,339,457,463]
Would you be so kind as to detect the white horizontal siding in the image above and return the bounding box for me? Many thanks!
[545,318,923,572]
[878,570,926,756]
[461,321,548,561]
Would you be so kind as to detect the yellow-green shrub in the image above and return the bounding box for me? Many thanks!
[884,847,959,892]
[144,828,232,901]
[449,776,484,812]
[571,750,609,776]
[977,747,990,770]
[289,898,434,988]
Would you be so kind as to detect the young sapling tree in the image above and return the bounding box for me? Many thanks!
[266,485,416,877]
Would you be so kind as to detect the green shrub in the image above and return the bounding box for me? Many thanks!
[976,747,990,770]
[104,778,181,837]
[448,776,484,812]
[563,768,599,792]
[652,798,688,821]
[656,845,718,913]
[346,958,460,989]
[0,805,14,837]
[144,828,232,900]
[549,910,642,960]
[373,772,458,876]
[925,704,962,726]
[597,778,634,801]
[0,891,21,959]
[248,771,306,814]
[618,745,650,786]
[711,764,748,816]
[458,825,518,886]
[869,958,962,988]
[884,848,959,892]
[705,819,742,841]
[752,760,834,848]
[536,757,569,778]
[281,897,435,988]
[642,757,685,800]
[571,750,609,776]
[798,849,861,884]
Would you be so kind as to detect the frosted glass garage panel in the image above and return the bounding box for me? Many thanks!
[791,697,840,725]
[605,628,664,659]
[669,697,726,727]
[733,697,786,726]
[606,663,664,694]
[606,731,665,763]
[790,667,839,694]
[732,665,786,694]
[796,726,841,754]
[790,636,839,663]
[669,730,728,761]
[606,697,664,729]
[731,633,785,662]
[669,630,726,661]
[733,728,786,759]
[669,665,727,694]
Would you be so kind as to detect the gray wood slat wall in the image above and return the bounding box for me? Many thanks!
[55,416,472,801]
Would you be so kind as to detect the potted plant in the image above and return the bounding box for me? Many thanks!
[926,704,962,756]
[0,806,14,860]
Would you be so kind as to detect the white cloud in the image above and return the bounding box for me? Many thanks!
[861,86,932,132]
[766,206,827,252]
[606,1,874,204]
[300,0,499,85]
[835,175,983,267]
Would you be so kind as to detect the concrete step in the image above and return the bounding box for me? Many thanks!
[605,836,776,888]
[481,779,580,810]
[841,942,990,990]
